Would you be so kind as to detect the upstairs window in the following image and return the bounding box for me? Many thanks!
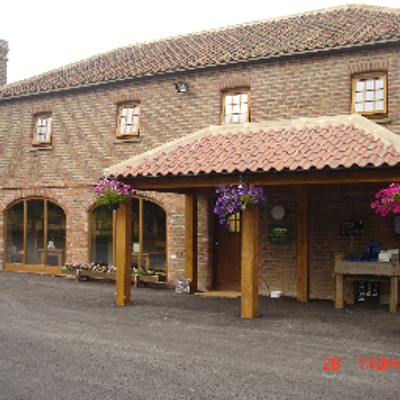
[222,90,250,124]
[352,74,387,116]
[33,114,52,145]
[117,103,141,137]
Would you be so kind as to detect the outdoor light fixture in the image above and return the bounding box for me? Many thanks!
[395,216,400,235]
[174,81,190,93]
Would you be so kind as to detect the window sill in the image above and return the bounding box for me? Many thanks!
[30,145,53,151]
[113,137,141,144]
[371,117,392,124]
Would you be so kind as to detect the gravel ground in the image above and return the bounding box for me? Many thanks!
[0,270,399,400]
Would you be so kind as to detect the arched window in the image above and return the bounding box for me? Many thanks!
[90,197,167,272]
[5,199,66,272]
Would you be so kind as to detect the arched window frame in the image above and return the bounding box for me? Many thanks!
[89,196,167,274]
[5,198,67,272]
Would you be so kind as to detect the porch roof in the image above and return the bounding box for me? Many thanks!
[106,115,400,181]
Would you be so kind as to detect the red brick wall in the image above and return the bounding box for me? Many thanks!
[1,44,400,298]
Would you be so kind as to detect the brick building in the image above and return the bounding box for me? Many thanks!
[2,5,400,313]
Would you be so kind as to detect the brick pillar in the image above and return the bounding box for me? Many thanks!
[0,40,9,86]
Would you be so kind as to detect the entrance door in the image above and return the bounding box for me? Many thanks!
[214,213,241,290]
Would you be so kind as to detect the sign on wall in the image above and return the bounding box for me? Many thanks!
[268,224,291,244]
[340,220,363,235]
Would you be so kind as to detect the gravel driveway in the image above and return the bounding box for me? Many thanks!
[0,270,399,400]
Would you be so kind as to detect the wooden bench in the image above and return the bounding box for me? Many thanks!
[334,253,400,313]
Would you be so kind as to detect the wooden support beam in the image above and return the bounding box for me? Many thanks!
[116,202,132,306]
[127,169,400,192]
[390,276,398,313]
[335,274,344,309]
[297,190,310,302]
[241,206,259,318]
[185,194,198,293]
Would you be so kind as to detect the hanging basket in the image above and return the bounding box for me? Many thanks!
[108,203,120,210]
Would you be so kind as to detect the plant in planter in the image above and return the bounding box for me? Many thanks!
[214,184,268,227]
[371,183,400,217]
[65,262,116,273]
[91,177,136,209]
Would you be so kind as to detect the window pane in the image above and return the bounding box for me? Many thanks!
[46,202,66,266]
[376,79,384,89]
[224,115,231,124]
[6,202,24,264]
[26,200,44,265]
[225,95,232,104]
[225,105,232,114]
[131,198,140,267]
[233,94,241,104]
[242,103,248,113]
[365,102,374,112]
[233,104,240,113]
[356,81,365,91]
[375,101,384,111]
[90,205,114,265]
[355,92,364,102]
[240,113,247,123]
[365,91,374,101]
[375,89,384,100]
[232,114,239,123]
[355,103,364,112]
[242,94,248,103]
[121,108,127,116]
[141,200,166,271]
[366,80,374,90]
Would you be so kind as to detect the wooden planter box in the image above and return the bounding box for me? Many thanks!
[61,268,161,286]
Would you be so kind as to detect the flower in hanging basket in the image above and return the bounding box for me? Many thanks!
[371,183,400,217]
[91,177,136,206]
[214,184,268,226]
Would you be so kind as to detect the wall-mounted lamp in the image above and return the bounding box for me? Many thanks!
[174,81,190,93]
[395,215,400,235]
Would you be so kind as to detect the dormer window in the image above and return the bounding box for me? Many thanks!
[352,74,387,117]
[222,90,250,124]
[33,114,52,145]
[117,103,141,137]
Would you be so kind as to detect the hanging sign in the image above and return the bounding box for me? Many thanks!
[268,224,291,244]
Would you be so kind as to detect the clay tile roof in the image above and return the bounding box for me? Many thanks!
[105,115,400,179]
[2,4,400,99]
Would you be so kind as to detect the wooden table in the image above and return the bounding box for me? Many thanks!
[38,249,64,266]
[334,254,400,313]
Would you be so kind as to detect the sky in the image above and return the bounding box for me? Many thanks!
[1,0,400,84]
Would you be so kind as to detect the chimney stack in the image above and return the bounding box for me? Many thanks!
[0,39,9,86]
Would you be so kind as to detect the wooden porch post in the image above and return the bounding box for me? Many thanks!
[185,194,198,293]
[297,190,310,302]
[241,206,259,318]
[116,202,132,306]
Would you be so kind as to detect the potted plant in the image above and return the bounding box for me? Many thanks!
[371,183,400,216]
[214,184,268,226]
[91,177,136,210]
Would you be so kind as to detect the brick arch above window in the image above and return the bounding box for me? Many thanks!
[112,92,141,104]
[218,78,251,92]
[346,61,390,76]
